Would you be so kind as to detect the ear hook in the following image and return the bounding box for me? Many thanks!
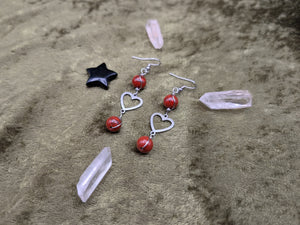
[132,56,161,67]
[132,56,161,76]
[169,73,196,94]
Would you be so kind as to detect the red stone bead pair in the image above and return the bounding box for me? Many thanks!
[106,74,146,132]
[136,72,195,154]
[136,94,179,153]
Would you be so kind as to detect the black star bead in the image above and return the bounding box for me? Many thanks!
[86,63,118,90]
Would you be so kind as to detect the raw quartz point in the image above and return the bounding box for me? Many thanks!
[145,19,164,49]
[77,147,112,202]
[199,90,252,110]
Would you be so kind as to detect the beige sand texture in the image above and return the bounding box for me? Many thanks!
[0,0,299,224]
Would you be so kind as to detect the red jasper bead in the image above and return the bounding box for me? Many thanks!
[132,75,146,89]
[106,116,122,132]
[136,136,153,153]
[163,94,178,109]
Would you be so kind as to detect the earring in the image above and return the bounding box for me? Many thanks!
[106,56,161,132]
[136,73,196,153]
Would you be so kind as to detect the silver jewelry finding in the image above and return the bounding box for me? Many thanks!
[169,73,196,95]
[106,56,161,133]
[120,92,143,113]
[150,112,175,138]
[132,56,160,76]
[147,73,196,140]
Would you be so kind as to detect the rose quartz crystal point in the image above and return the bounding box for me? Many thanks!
[77,147,112,202]
[199,90,252,110]
[145,19,164,49]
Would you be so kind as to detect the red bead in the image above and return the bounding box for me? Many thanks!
[136,136,153,153]
[106,116,122,132]
[132,75,146,89]
[163,94,178,109]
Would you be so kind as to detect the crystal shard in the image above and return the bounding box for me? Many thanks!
[199,90,252,110]
[77,147,112,202]
[145,19,164,49]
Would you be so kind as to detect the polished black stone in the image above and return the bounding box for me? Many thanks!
[86,63,117,90]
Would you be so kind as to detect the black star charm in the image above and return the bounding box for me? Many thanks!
[86,63,118,90]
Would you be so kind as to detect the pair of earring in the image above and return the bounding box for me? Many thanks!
[105,57,196,153]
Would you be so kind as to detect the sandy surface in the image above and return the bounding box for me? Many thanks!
[0,0,299,224]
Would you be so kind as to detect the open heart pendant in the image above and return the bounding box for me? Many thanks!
[120,92,143,112]
[150,112,174,134]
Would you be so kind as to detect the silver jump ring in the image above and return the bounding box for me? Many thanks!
[119,109,126,118]
[172,87,179,95]
[149,131,156,139]
[140,68,148,75]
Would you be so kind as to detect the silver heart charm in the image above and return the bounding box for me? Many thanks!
[120,91,143,112]
[150,112,174,134]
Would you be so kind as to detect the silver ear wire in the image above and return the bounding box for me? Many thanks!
[132,56,161,66]
[168,73,196,94]
[132,56,161,75]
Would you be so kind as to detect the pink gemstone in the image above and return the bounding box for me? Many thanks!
[199,90,252,110]
[77,147,112,202]
[145,19,164,49]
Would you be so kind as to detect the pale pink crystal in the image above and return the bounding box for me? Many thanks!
[145,19,164,49]
[199,90,252,110]
[77,147,112,202]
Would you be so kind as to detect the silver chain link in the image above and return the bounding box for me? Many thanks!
[164,108,171,117]
[133,87,140,96]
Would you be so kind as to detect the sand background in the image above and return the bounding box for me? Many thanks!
[0,0,299,224]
